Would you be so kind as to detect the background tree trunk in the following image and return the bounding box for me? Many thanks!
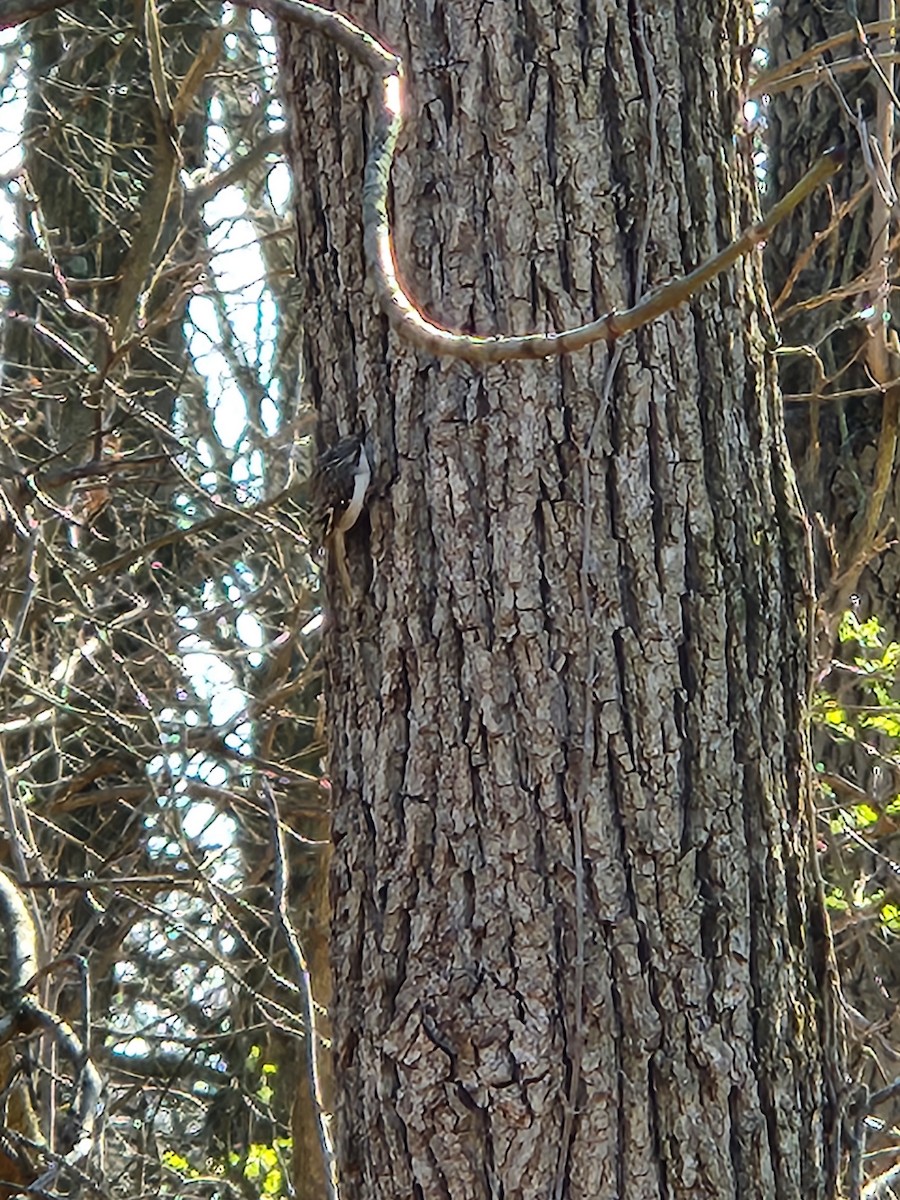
[763,0,900,1153]
[281,1,844,1196]
[764,0,893,622]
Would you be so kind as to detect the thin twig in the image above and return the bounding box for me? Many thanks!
[0,528,39,691]
[862,1161,900,1200]
[753,18,900,95]
[757,51,900,98]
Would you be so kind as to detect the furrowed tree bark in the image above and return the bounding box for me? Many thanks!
[280,1,846,1196]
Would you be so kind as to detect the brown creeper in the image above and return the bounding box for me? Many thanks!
[310,434,372,596]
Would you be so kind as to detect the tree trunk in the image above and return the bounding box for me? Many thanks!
[763,0,900,1150]
[281,1,845,1196]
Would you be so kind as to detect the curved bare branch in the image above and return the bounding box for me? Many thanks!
[234,0,845,362]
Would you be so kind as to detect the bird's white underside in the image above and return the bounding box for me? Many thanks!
[335,446,371,534]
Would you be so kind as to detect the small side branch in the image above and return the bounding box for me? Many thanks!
[365,114,844,360]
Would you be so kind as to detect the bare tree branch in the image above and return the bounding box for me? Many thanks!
[234,0,844,361]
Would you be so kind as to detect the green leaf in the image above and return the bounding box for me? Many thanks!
[851,803,879,828]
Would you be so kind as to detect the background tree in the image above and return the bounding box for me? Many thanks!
[0,4,332,1198]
